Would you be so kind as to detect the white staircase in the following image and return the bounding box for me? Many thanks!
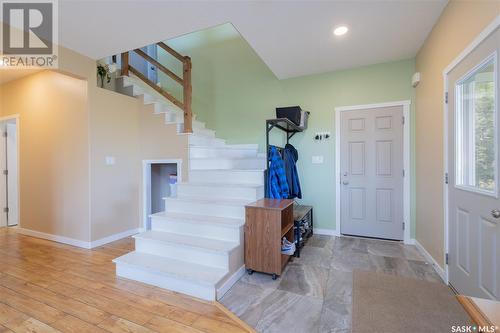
[113,74,266,301]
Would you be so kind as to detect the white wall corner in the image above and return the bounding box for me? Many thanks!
[414,239,446,283]
[90,228,143,249]
[217,265,246,300]
[16,227,92,249]
[15,227,143,250]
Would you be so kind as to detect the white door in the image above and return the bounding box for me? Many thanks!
[340,106,404,240]
[7,122,18,226]
[447,27,499,300]
[0,122,6,228]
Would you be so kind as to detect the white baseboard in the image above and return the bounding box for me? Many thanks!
[217,265,245,300]
[16,227,142,249]
[16,227,91,248]
[405,238,416,245]
[314,228,338,236]
[90,228,142,248]
[414,239,446,282]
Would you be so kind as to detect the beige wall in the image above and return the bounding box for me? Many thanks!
[89,88,188,241]
[0,70,91,241]
[0,43,188,244]
[415,1,500,266]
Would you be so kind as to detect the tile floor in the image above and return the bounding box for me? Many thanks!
[220,235,442,333]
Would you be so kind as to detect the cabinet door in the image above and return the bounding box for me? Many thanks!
[245,208,280,274]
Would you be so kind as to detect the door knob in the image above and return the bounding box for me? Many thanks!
[342,180,349,185]
[491,209,500,218]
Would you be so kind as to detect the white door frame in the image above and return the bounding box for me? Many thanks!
[334,100,412,244]
[0,114,20,228]
[142,159,182,230]
[442,15,500,285]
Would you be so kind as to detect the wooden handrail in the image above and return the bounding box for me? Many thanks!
[133,48,183,85]
[129,65,184,109]
[157,42,184,62]
[121,52,129,76]
[182,57,193,133]
[120,42,192,133]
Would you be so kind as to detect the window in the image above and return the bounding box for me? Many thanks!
[455,54,497,195]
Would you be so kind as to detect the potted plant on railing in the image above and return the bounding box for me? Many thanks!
[97,63,111,88]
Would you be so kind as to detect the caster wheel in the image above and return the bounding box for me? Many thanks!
[247,269,254,275]
[272,274,278,280]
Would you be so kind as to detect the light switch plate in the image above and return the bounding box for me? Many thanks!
[312,156,324,164]
[105,156,116,165]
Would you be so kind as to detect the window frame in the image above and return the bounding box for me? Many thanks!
[454,51,498,198]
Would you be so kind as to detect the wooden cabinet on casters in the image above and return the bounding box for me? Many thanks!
[244,199,294,280]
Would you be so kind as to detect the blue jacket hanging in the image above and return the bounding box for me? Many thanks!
[266,146,290,199]
[283,143,302,199]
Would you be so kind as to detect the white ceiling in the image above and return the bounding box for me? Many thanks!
[55,0,447,79]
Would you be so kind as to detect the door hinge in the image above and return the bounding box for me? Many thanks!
[445,92,449,104]
[402,169,405,177]
[445,172,449,184]
[2,170,7,176]
[445,253,449,265]
[402,116,405,125]
[3,207,9,213]
[402,222,405,230]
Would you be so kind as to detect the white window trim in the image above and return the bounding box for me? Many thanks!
[454,51,498,198]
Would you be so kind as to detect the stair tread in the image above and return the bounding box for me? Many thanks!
[190,144,258,150]
[151,211,244,227]
[190,156,265,161]
[177,182,263,188]
[113,252,227,285]
[164,195,253,206]
[134,230,239,253]
[190,169,264,172]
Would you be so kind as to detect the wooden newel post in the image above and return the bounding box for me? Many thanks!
[121,52,129,76]
[183,56,193,133]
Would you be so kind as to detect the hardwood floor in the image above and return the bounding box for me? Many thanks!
[0,227,252,333]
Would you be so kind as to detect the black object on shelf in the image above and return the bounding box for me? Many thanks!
[276,106,303,126]
[293,204,313,258]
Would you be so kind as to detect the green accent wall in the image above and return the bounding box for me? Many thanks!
[159,24,416,236]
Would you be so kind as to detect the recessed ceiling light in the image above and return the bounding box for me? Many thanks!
[333,26,349,36]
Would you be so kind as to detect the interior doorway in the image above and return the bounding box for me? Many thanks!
[0,116,19,228]
[142,159,182,230]
[335,101,411,243]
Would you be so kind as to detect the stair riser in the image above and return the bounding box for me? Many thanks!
[164,199,245,218]
[151,218,241,242]
[164,113,180,124]
[135,238,230,269]
[190,158,266,170]
[188,136,225,147]
[177,184,263,201]
[192,127,215,137]
[131,86,145,97]
[116,264,216,301]
[189,147,257,159]
[189,170,264,185]
[141,93,157,105]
